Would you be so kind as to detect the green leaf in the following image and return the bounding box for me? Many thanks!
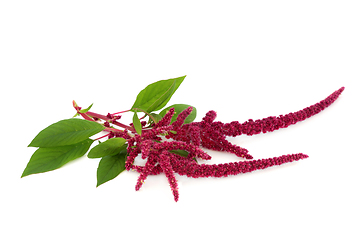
[132,111,142,135]
[169,149,198,163]
[130,75,186,113]
[79,103,93,113]
[88,137,126,158]
[22,139,94,177]
[148,113,162,125]
[169,149,189,158]
[28,118,105,148]
[96,146,127,187]
[159,104,197,124]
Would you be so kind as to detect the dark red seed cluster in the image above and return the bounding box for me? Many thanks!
[221,86,345,137]
[124,87,344,202]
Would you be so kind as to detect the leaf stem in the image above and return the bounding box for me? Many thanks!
[94,133,110,141]
[105,127,123,132]
[112,110,131,115]
[79,111,95,121]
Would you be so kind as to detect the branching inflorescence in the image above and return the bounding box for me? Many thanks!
[23,76,345,202]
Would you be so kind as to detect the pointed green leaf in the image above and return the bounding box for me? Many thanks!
[88,137,126,158]
[133,111,142,135]
[79,103,93,113]
[28,118,105,148]
[169,149,198,163]
[131,75,186,113]
[146,113,162,126]
[169,149,189,158]
[22,139,94,177]
[159,104,197,124]
[96,146,127,187]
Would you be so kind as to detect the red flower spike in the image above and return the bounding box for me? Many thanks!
[172,106,193,129]
[170,153,309,178]
[125,148,141,171]
[221,87,345,137]
[140,140,153,159]
[158,152,179,202]
[201,110,217,125]
[188,125,201,147]
[155,108,175,128]
[145,125,174,139]
[131,164,163,176]
[135,154,158,191]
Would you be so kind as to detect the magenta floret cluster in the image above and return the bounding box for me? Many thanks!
[120,87,344,202]
[73,86,344,202]
[221,87,345,137]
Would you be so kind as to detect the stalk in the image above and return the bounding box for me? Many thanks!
[86,111,134,131]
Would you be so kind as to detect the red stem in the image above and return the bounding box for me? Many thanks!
[79,112,94,121]
[73,101,135,133]
[86,111,134,131]
[105,127,123,132]
[112,110,131,115]
[94,133,111,141]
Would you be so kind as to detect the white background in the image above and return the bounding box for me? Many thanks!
[1,1,359,239]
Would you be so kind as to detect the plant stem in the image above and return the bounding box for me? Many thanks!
[87,111,133,130]
[112,110,130,115]
[94,133,110,141]
[79,112,94,121]
[105,127,123,132]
